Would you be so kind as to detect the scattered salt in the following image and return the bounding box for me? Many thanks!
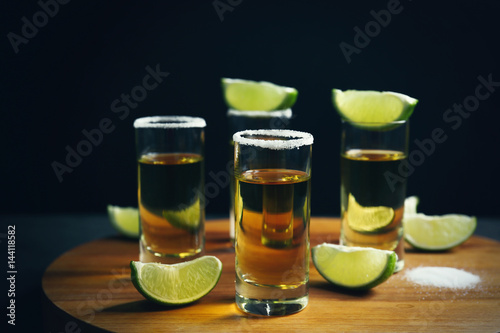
[405,267,480,289]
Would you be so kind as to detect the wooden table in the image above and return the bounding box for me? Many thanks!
[42,218,500,332]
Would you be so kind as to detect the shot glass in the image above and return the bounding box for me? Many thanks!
[340,120,409,272]
[233,129,313,316]
[228,109,293,243]
[134,116,206,264]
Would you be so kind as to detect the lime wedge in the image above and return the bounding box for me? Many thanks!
[163,199,201,231]
[312,243,397,290]
[332,89,418,126]
[130,256,222,305]
[403,213,477,251]
[346,194,395,233]
[404,196,420,215]
[107,205,139,238]
[222,78,298,111]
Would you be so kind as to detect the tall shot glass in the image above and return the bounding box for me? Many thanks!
[228,109,293,243]
[340,120,408,272]
[134,116,206,264]
[233,129,313,316]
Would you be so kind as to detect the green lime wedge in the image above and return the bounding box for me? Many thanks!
[222,78,298,111]
[130,256,222,306]
[404,196,420,215]
[403,213,477,251]
[332,89,418,127]
[163,199,201,231]
[312,243,397,290]
[107,205,139,238]
[346,194,395,233]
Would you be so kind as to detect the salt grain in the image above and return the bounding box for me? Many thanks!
[405,267,480,289]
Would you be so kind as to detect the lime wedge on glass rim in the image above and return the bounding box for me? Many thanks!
[332,89,418,128]
[312,243,397,290]
[222,78,298,111]
[403,197,477,251]
[346,194,395,233]
[163,199,201,231]
[130,256,222,306]
[107,205,139,238]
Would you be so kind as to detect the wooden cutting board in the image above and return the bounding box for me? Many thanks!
[42,218,500,332]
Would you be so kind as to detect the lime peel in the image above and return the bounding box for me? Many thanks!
[130,256,223,306]
[163,199,202,231]
[222,78,298,111]
[332,89,418,128]
[403,213,477,251]
[312,243,397,290]
[403,196,476,251]
[346,194,395,233]
[107,205,139,238]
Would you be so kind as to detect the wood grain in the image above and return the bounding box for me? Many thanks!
[42,218,500,332]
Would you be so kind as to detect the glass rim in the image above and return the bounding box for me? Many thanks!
[227,108,292,118]
[133,116,206,129]
[233,129,313,150]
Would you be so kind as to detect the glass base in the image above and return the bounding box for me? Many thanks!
[340,232,405,272]
[236,293,308,316]
[393,239,405,272]
[394,259,405,273]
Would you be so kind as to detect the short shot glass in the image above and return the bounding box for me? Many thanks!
[233,129,313,316]
[134,116,206,264]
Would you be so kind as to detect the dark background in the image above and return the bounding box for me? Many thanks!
[2,0,499,218]
[1,2,500,331]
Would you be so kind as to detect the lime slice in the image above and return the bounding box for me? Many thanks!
[163,199,201,231]
[346,194,395,232]
[332,89,418,127]
[130,256,222,305]
[222,78,298,111]
[404,196,420,215]
[403,213,477,251]
[312,243,397,290]
[107,205,139,238]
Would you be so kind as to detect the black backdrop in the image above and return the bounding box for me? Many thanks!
[2,0,499,217]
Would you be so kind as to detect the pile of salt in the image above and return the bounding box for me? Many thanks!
[405,267,480,289]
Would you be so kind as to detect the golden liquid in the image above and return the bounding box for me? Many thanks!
[341,149,406,256]
[138,153,204,260]
[235,169,310,289]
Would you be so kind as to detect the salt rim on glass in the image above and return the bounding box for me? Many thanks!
[133,116,206,129]
[233,129,314,150]
[227,109,293,118]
